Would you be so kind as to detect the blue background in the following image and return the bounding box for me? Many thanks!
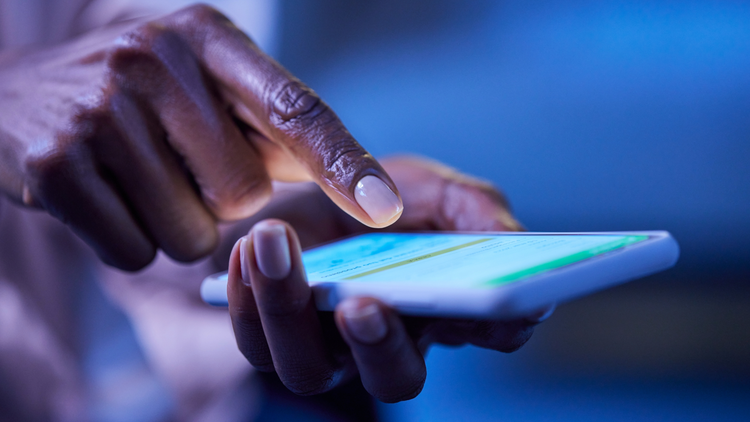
[279,0,750,276]
[275,0,750,420]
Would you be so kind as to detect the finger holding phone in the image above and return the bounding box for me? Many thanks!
[225,157,548,402]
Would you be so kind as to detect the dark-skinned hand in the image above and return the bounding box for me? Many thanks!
[0,4,402,270]
[225,156,554,403]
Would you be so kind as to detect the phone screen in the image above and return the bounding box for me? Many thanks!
[303,233,649,287]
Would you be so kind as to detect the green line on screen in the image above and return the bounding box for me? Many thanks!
[344,238,492,280]
[482,235,649,287]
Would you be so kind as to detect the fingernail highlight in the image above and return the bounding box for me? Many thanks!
[239,237,251,286]
[252,222,291,280]
[354,176,402,225]
[341,302,387,344]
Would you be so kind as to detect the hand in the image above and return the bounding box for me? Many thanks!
[0,4,401,270]
[226,156,553,402]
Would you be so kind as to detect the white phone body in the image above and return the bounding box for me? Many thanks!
[201,231,679,319]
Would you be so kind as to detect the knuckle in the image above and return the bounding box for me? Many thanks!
[442,179,517,231]
[174,3,230,26]
[451,176,508,206]
[107,24,187,87]
[108,50,159,87]
[25,125,95,189]
[270,81,322,123]
[476,181,511,209]
[299,128,371,188]
[24,148,74,194]
[320,136,371,179]
[22,107,105,212]
[163,4,241,49]
[268,81,373,186]
[112,23,169,55]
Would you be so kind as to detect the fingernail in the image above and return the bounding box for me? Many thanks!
[239,237,251,286]
[528,305,556,323]
[252,222,291,280]
[340,301,388,344]
[354,176,403,225]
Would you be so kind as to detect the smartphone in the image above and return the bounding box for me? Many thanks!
[201,231,679,319]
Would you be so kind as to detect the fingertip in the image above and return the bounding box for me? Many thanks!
[336,298,388,345]
[353,175,403,227]
[335,297,427,402]
[251,220,291,280]
[246,219,310,317]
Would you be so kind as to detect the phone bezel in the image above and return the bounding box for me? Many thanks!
[201,231,679,319]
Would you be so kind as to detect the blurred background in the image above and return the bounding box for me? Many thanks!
[272,0,750,420]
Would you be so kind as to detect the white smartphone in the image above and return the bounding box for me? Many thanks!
[201,231,679,319]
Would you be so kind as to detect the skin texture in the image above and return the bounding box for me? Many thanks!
[0,3,550,405]
[0,4,401,271]
[226,156,550,403]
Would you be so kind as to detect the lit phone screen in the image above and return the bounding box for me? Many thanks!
[302,233,648,287]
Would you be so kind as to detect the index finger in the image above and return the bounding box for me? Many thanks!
[162,6,403,228]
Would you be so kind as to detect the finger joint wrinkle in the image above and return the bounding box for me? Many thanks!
[271,81,321,122]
